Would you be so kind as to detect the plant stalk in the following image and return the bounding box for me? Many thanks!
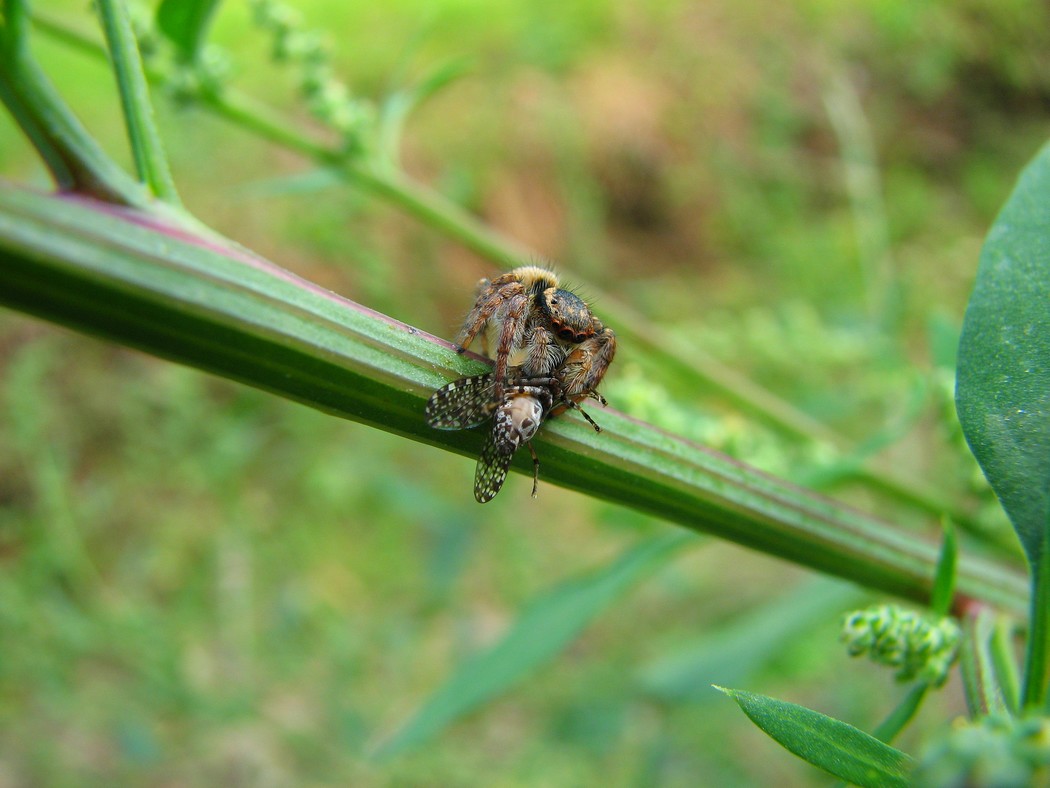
[0,186,1030,616]
[95,0,180,203]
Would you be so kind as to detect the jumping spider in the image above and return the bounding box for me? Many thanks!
[425,371,603,502]
[456,266,617,402]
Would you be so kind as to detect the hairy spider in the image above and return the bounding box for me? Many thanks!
[425,370,603,502]
[455,266,617,401]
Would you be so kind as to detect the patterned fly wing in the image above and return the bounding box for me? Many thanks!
[426,372,551,503]
[424,374,497,430]
[473,427,514,503]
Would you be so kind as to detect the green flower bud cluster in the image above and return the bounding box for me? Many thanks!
[913,715,1050,788]
[248,0,374,152]
[841,604,961,686]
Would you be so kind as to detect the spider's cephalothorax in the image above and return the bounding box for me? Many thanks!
[425,370,603,502]
[456,266,617,401]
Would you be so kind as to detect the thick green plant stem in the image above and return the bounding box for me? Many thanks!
[28,12,984,535]
[0,186,1029,614]
[95,0,180,203]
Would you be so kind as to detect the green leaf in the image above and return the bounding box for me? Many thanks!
[956,140,1050,569]
[638,576,867,700]
[718,688,915,788]
[372,532,691,758]
[156,0,221,62]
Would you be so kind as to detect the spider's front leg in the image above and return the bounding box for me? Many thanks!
[489,292,530,397]
[456,274,531,353]
[455,278,532,394]
[454,277,499,354]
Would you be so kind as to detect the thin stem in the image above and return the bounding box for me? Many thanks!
[0,0,147,205]
[991,613,1021,715]
[872,682,929,744]
[962,604,1009,718]
[95,0,180,203]
[931,519,958,618]
[1023,543,1050,709]
[203,87,333,161]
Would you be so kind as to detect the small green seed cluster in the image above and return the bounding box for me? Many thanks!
[841,604,961,686]
[248,0,374,152]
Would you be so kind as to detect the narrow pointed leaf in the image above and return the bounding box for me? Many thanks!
[718,687,914,788]
[373,532,691,758]
[956,141,1050,568]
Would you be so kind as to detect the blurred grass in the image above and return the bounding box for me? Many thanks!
[1,0,1049,783]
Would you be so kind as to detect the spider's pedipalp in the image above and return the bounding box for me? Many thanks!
[557,326,617,401]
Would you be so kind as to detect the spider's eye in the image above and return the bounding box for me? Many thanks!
[557,327,577,341]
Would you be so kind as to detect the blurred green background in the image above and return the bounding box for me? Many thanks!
[1,0,1048,784]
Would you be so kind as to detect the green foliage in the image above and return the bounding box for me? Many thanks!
[913,715,1050,788]
[957,142,1050,570]
[717,688,915,787]
[2,0,1050,783]
[956,141,1050,709]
